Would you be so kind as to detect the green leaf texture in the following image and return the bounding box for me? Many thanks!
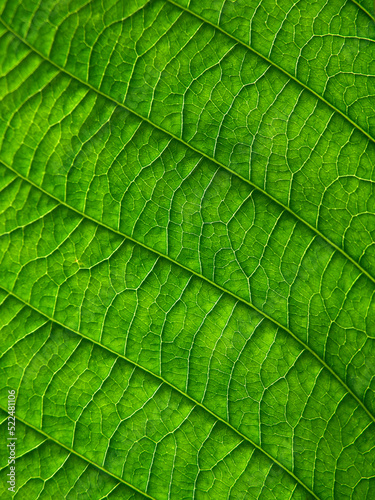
[0,0,375,498]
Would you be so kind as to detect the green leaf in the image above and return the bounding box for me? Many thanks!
[0,0,374,498]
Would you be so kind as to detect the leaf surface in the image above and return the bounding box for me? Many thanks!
[0,0,375,498]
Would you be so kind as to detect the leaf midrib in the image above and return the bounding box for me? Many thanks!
[0,287,321,500]
[1,16,375,292]
[2,156,374,429]
[0,403,153,500]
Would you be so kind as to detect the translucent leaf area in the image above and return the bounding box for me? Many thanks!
[0,0,375,498]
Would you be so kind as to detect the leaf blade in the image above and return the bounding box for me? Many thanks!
[1,1,375,498]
